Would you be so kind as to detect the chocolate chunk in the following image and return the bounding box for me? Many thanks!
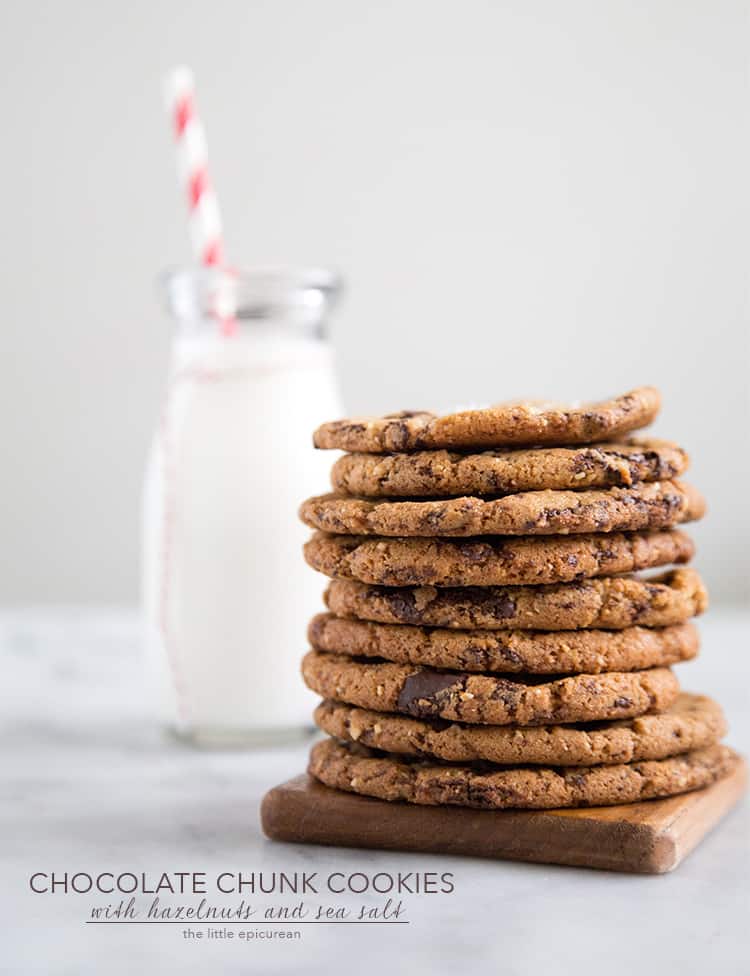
[489,679,521,714]
[457,542,495,563]
[497,644,524,666]
[386,420,411,451]
[383,590,421,624]
[397,671,462,717]
[572,451,596,473]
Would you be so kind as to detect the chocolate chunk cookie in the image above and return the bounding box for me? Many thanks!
[314,693,726,766]
[300,481,704,537]
[308,614,699,673]
[324,569,708,631]
[313,387,660,452]
[331,438,689,497]
[301,651,680,725]
[308,738,735,809]
[304,529,694,587]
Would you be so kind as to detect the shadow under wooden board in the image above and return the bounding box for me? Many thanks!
[261,753,747,875]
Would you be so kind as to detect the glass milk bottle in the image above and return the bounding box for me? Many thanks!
[142,267,342,746]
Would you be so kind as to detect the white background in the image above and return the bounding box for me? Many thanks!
[3,0,748,604]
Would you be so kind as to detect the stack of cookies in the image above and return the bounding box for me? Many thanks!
[299,387,735,811]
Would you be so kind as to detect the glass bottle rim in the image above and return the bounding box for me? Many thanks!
[159,265,341,329]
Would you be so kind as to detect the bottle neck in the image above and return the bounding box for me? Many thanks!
[162,265,340,337]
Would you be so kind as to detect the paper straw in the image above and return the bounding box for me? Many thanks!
[164,66,237,336]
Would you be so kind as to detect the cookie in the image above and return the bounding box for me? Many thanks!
[313,386,660,452]
[308,614,699,673]
[330,438,689,497]
[301,651,680,725]
[308,738,735,810]
[324,569,708,631]
[304,528,694,587]
[300,481,704,538]
[314,693,726,766]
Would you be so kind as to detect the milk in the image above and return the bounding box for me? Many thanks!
[142,269,342,745]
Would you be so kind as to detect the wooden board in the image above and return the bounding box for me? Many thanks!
[261,753,746,874]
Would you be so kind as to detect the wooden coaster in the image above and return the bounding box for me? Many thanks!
[261,752,746,874]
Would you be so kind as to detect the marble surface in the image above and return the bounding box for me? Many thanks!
[1,608,748,976]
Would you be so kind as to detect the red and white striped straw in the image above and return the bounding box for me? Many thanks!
[164,66,237,336]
